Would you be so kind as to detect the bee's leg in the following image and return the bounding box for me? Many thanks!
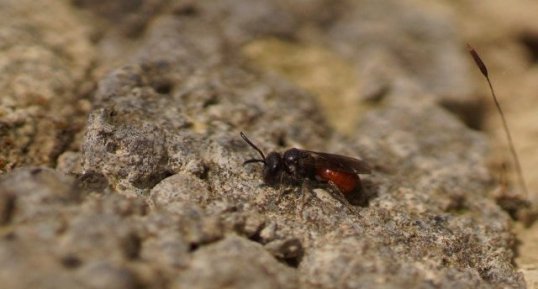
[326,181,350,206]
[299,179,316,209]
[323,183,359,215]
[277,172,284,191]
[275,173,284,203]
[275,173,294,205]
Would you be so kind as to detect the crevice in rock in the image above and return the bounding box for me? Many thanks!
[172,2,199,17]
[60,254,83,269]
[442,193,468,214]
[152,80,173,95]
[264,238,304,269]
[49,124,79,168]
[0,192,16,225]
[121,232,142,260]
[276,133,287,147]
[279,253,303,269]
[439,98,486,131]
[195,164,209,180]
[188,243,200,252]
[187,235,226,253]
[520,32,538,63]
[132,170,174,191]
[247,226,264,244]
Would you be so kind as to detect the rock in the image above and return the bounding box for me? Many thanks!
[0,0,95,171]
[264,238,303,261]
[0,237,84,289]
[326,0,473,105]
[149,173,210,208]
[173,236,298,289]
[0,0,529,289]
[57,151,83,175]
[0,167,78,223]
[77,261,142,289]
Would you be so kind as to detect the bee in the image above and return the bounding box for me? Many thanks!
[240,132,371,200]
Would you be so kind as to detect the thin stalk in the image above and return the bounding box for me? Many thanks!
[467,44,528,197]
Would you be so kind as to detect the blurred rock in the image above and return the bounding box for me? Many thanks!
[0,167,78,223]
[77,261,142,289]
[149,172,211,208]
[0,0,95,171]
[0,0,529,289]
[173,236,298,289]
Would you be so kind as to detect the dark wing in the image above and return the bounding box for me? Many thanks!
[305,150,371,174]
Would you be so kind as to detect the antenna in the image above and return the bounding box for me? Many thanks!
[467,44,528,197]
[240,132,266,165]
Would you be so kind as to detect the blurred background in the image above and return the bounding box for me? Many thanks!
[0,0,537,287]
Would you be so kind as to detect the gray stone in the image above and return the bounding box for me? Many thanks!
[0,0,94,171]
[0,0,528,289]
[149,172,211,208]
[174,236,298,289]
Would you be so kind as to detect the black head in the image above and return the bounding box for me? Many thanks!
[241,132,283,185]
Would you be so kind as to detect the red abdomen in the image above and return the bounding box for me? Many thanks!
[316,168,359,194]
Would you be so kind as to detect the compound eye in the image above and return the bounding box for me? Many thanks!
[270,160,279,171]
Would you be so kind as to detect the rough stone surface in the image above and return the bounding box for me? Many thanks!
[0,0,534,289]
[174,236,298,289]
[0,0,95,171]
